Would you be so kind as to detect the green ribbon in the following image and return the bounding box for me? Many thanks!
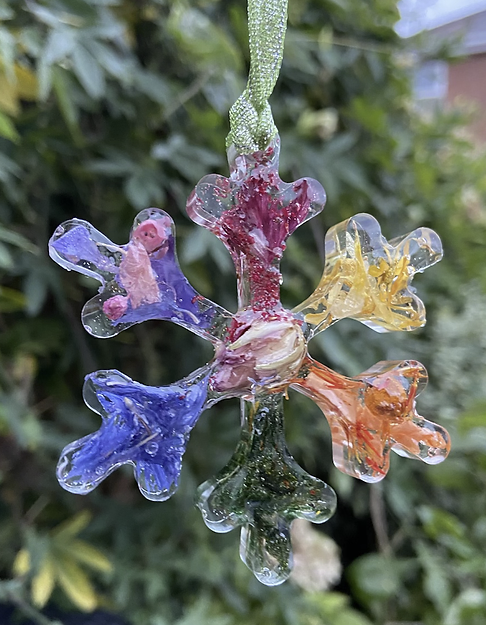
[227,0,289,154]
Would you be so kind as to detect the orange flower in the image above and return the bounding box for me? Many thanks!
[291,356,450,482]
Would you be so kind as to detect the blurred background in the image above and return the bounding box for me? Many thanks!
[0,1,485,624]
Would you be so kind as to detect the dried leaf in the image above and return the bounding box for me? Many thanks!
[32,555,56,608]
[55,557,97,612]
[66,539,113,573]
[13,548,31,576]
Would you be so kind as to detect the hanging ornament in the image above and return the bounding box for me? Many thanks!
[49,0,450,586]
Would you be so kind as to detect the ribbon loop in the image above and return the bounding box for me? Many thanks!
[227,0,288,153]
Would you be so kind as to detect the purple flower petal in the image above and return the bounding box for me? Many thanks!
[57,367,211,501]
[49,209,232,342]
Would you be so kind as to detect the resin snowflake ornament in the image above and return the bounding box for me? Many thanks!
[49,136,450,585]
[49,0,450,587]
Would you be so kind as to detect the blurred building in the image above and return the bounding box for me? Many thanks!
[412,2,486,140]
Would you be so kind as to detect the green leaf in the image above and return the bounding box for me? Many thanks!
[52,67,82,143]
[23,270,48,316]
[37,58,52,101]
[72,44,105,99]
[307,592,374,625]
[134,70,172,105]
[0,110,18,141]
[53,511,92,540]
[0,286,26,312]
[416,542,452,613]
[124,171,164,210]
[55,557,97,612]
[0,27,15,80]
[66,539,113,573]
[348,97,387,134]
[85,154,134,176]
[0,242,13,269]
[458,401,486,433]
[0,71,18,114]
[13,548,30,577]
[168,7,241,72]
[152,135,221,181]
[0,151,21,178]
[174,596,232,625]
[89,40,130,80]
[44,28,77,64]
[444,589,486,625]
[0,392,42,448]
[419,506,466,541]
[348,554,400,601]
[0,225,37,252]
[182,227,211,264]
[32,555,56,608]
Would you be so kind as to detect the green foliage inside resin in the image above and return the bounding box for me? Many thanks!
[197,394,336,585]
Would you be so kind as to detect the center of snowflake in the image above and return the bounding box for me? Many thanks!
[211,310,306,395]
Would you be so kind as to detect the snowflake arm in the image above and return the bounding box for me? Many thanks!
[57,366,214,501]
[49,208,232,342]
[291,356,450,482]
[187,138,326,310]
[293,213,443,337]
[196,393,336,586]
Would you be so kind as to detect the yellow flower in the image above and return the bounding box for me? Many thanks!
[294,213,442,336]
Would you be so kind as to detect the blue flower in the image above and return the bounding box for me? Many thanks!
[57,367,210,501]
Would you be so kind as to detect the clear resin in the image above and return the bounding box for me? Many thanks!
[49,135,450,585]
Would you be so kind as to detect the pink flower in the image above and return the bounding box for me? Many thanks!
[103,295,128,321]
[212,312,306,394]
[119,242,160,308]
[132,218,171,255]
